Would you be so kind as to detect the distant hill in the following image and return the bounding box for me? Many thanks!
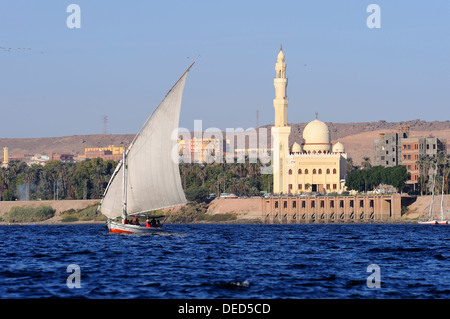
[1,119,449,167]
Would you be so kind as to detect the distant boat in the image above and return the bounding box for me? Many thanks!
[437,172,447,225]
[419,168,447,225]
[98,63,194,233]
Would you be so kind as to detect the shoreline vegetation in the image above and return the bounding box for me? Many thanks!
[0,154,448,225]
[0,194,444,225]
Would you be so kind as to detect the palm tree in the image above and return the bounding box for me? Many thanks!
[180,164,189,190]
[423,156,433,195]
[416,155,427,195]
[197,167,206,186]
[218,173,227,194]
[444,157,450,194]
[361,157,372,170]
[24,166,36,201]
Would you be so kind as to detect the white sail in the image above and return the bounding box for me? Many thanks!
[99,66,192,219]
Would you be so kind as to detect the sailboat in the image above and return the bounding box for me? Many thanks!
[418,167,447,225]
[437,173,447,225]
[98,63,194,233]
[419,165,438,225]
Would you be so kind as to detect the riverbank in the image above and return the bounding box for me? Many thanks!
[0,195,448,225]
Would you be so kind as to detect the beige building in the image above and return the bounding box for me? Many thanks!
[271,47,347,194]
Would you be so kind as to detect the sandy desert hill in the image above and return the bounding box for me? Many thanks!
[1,119,449,166]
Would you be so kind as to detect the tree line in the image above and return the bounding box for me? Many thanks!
[0,158,273,201]
[345,152,450,194]
[0,158,117,201]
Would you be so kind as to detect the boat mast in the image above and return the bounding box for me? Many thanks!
[428,163,437,221]
[122,150,128,223]
[440,172,445,221]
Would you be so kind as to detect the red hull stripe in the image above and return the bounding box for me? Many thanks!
[109,228,133,234]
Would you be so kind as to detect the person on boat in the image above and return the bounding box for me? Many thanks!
[131,216,140,225]
[145,219,151,228]
[150,218,157,227]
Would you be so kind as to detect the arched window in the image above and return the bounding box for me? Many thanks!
[318,169,322,174]
[326,168,330,174]
[333,168,337,174]
[305,169,309,174]
[288,169,292,175]
[298,169,302,174]
[313,169,317,174]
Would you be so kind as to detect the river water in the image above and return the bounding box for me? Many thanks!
[1,224,449,299]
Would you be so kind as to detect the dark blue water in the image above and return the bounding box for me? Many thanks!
[1,224,449,299]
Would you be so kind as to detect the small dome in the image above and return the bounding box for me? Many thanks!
[302,118,331,153]
[291,142,301,153]
[332,141,345,153]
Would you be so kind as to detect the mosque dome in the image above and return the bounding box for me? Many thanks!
[332,141,345,153]
[291,142,301,154]
[302,118,331,153]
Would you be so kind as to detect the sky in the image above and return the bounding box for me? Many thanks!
[0,0,449,138]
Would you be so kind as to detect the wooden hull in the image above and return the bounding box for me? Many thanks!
[107,220,163,234]
[418,220,438,225]
[418,220,449,225]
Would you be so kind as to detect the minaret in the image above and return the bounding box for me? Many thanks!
[272,46,291,194]
[3,147,8,165]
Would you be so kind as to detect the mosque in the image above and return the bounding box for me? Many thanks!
[271,47,348,195]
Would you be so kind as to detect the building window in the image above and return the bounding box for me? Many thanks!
[370,200,374,208]
[330,200,334,208]
[360,200,364,208]
[298,169,302,174]
[305,169,309,174]
[313,169,317,174]
[293,201,296,208]
[318,169,322,174]
[289,184,293,190]
[333,169,337,174]
[340,200,344,208]
[326,168,330,174]
[275,202,278,208]
[289,169,292,175]
[298,184,302,190]
[283,201,287,208]
[302,201,306,208]
[311,201,315,208]
[350,200,354,208]
[320,201,325,208]
[326,184,330,190]
[333,184,337,190]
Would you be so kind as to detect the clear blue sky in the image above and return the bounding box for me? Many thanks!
[1,0,449,138]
